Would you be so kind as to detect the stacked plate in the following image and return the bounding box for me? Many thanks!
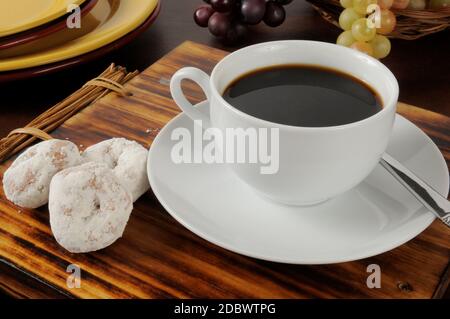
[0,0,160,82]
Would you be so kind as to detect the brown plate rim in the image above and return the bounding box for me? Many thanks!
[0,0,99,50]
[0,0,161,83]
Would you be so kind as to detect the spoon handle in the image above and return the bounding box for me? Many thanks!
[380,153,450,228]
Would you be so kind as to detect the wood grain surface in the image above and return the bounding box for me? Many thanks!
[0,41,449,299]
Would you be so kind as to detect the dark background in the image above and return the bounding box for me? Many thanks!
[0,0,449,138]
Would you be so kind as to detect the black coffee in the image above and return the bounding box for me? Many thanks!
[223,65,383,127]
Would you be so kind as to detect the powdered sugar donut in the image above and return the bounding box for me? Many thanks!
[3,139,81,209]
[82,138,149,202]
[49,162,133,253]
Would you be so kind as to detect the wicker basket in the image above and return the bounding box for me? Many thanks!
[306,0,450,39]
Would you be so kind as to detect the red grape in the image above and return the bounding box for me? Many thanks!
[276,0,293,4]
[194,0,290,44]
[194,5,215,28]
[241,0,266,25]
[225,22,248,43]
[264,1,286,27]
[211,0,236,12]
[208,12,232,37]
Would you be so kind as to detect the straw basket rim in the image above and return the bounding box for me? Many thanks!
[306,0,450,40]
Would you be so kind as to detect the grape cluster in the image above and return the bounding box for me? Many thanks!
[336,0,397,59]
[194,0,293,43]
[336,0,449,58]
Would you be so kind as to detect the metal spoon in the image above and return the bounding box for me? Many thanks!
[380,153,450,228]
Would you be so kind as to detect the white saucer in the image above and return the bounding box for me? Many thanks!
[148,102,449,264]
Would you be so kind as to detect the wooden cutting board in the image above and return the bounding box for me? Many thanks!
[0,41,449,299]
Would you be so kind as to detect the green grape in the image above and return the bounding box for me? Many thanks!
[429,0,450,8]
[351,18,376,41]
[370,35,391,59]
[336,30,356,47]
[378,0,393,9]
[353,0,377,14]
[350,41,374,56]
[378,9,396,35]
[392,0,410,8]
[408,0,426,9]
[339,8,362,31]
[340,0,354,8]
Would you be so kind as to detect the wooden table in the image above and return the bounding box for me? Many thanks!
[0,41,449,299]
[0,0,449,140]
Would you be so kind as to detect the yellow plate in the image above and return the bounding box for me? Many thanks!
[0,0,158,72]
[0,0,87,37]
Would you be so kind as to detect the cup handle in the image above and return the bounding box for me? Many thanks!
[170,67,212,128]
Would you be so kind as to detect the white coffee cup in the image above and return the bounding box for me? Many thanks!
[170,40,399,205]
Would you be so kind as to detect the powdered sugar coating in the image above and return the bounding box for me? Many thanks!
[49,162,133,253]
[3,139,81,208]
[82,138,150,202]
